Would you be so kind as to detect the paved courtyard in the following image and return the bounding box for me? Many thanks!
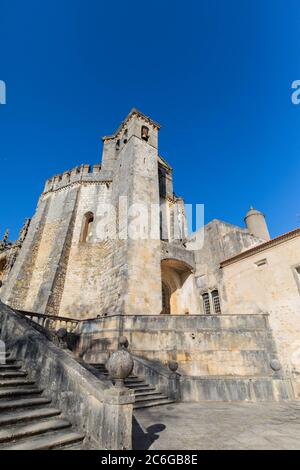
[133,401,300,450]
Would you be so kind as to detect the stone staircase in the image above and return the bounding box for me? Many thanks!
[0,352,84,450]
[89,363,175,410]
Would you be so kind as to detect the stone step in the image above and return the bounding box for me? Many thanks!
[92,369,139,380]
[0,364,22,371]
[124,378,144,385]
[0,371,27,379]
[127,385,156,392]
[2,430,85,450]
[0,418,71,443]
[0,407,61,426]
[134,390,163,398]
[125,382,146,388]
[0,352,11,358]
[0,387,43,399]
[0,353,85,448]
[0,379,36,387]
[134,398,176,410]
[0,397,51,411]
[134,394,168,403]
[2,358,18,364]
[88,361,175,410]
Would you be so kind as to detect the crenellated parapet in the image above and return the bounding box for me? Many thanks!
[43,164,113,195]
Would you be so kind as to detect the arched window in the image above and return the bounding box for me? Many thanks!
[211,289,221,314]
[202,293,211,315]
[81,212,94,243]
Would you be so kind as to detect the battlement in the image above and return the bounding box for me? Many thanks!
[43,164,113,194]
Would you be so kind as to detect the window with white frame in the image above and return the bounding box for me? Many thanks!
[202,290,222,315]
[202,293,211,315]
[211,289,221,314]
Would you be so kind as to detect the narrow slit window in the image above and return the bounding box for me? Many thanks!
[255,258,267,267]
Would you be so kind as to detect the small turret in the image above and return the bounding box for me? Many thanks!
[244,206,270,241]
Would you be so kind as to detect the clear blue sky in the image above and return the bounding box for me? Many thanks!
[1,0,300,240]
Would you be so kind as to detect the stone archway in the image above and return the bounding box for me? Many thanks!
[160,258,194,315]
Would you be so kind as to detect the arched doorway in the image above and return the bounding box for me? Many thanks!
[160,258,194,315]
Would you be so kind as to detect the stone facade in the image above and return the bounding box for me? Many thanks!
[186,219,264,314]
[1,108,299,401]
[220,229,300,396]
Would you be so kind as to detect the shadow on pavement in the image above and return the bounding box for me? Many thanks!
[133,417,166,450]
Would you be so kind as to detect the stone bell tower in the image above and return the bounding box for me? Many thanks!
[102,108,163,315]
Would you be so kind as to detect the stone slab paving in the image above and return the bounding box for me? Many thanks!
[133,401,300,450]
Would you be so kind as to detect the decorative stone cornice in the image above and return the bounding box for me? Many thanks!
[220,227,300,267]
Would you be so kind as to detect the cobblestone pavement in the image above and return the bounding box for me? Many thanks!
[133,401,300,450]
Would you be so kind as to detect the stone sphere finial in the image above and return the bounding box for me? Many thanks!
[106,349,134,388]
[119,336,129,349]
[270,359,281,371]
[168,360,179,373]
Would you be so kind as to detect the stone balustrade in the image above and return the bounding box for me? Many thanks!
[17,309,79,333]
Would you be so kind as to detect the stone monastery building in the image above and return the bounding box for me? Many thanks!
[1,108,300,403]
